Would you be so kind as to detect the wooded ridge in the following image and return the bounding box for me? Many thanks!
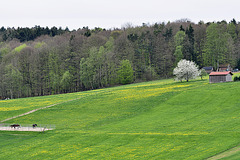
[0,19,240,99]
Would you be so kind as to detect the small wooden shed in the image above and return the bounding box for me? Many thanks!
[209,71,233,83]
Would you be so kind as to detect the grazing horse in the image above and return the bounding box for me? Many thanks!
[32,124,37,128]
[10,124,20,129]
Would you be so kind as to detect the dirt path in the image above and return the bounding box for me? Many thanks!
[0,98,80,123]
[207,145,240,160]
[0,126,52,132]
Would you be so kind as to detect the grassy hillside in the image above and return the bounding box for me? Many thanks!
[1,77,240,159]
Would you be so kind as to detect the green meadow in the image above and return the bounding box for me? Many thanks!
[1,77,240,159]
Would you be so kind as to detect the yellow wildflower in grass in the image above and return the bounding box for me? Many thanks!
[125,79,174,88]
[170,145,185,151]
[0,106,27,111]
[30,150,51,157]
[114,84,191,101]
[0,99,18,103]
[40,150,48,153]
[0,101,8,103]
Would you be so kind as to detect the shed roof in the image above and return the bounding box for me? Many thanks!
[203,66,213,70]
[209,71,233,76]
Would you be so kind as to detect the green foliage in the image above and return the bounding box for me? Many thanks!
[1,79,240,159]
[117,59,134,84]
[34,42,46,49]
[80,48,98,89]
[180,25,185,31]
[227,22,237,41]
[203,23,234,69]
[14,44,27,52]
[60,71,73,92]
[84,28,91,37]
[199,68,207,80]
[174,45,184,65]
[80,58,92,89]
[234,76,239,81]
[236,59,240,69]
[174,31,186,47]
[110,30,122,39]
[162,27,173,41]
[0,20,240,99]
[174,31,186,64]
[233,76,240,81]
[4,64,23,98]
[104,37,114,51]
[0,26,69,42]
[185,24,195,61]
[0,47,10,61]
[143,66,158,81]
[232,72,240,81]
[0,47,10,56]
[48,52,61,94]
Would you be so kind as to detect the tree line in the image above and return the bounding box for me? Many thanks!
[1,19,240,99]
[0,26,70,42]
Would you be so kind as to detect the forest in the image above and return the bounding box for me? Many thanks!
[0,19,240,99]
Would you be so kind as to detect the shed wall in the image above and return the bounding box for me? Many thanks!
[209,74,232,83]
[209,75,226,83]
[226,74,232,82]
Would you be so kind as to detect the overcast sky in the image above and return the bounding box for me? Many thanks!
[0,0,239,30]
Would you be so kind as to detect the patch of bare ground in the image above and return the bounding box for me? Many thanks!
[207,145,240,160]
[0,126,52,132]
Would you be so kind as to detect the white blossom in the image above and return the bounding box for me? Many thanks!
[173,59,200,82]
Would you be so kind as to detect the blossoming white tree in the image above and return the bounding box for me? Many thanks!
[173,59,200,82]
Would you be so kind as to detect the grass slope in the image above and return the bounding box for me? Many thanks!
[1,78,240,159]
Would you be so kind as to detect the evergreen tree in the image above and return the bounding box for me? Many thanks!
[185,24,195,61]
[162,27,172,41]
[180,25,185,31]
[0,20,239,99]
[231,18,237,25]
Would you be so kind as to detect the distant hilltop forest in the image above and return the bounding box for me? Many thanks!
[0,26,70,42]
[0,19,240,99]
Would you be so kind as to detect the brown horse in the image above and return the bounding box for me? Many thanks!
[10,124,20,128]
